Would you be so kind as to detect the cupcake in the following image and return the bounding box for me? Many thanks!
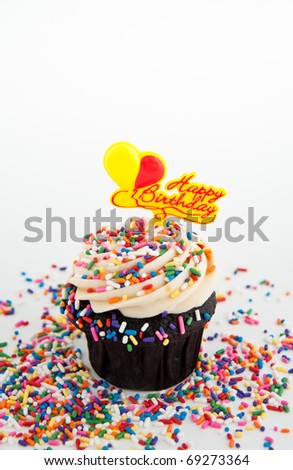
[61,218,217,391]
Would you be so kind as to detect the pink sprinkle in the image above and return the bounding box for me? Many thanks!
[48,440,61,446]
[201,420,210,429]
[155,330,164,341]
[191,414,197,423]
[133,241,147,249]
[264,436,274,443]
[210,421,222,428]
[240,401,249,408]
[14,320,29,328]
[91,327,99,342]
[238,420,247,426]
[178,315,185,335]
[96,287,107,293]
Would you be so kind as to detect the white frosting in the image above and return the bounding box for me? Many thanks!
[68,225,217,318]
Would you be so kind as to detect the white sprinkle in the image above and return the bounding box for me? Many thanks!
[175,246,183,254]
[99,331,105,337]
[124,280,130,287]
[195,309,201,321]
[106,286,114,291]
[57,362,65,373]
[122,335,128,344]
[105,273,113,280]
[74,299,80,310]
[79,307,88,317]
[106,280,121,289]
[180,282,188,291]
[141,322,149,332]
[61,288,67,299]
[119,321,127,333]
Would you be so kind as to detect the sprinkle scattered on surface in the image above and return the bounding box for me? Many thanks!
[0,266,292,450]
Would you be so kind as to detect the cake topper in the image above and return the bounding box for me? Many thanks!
[104,142,226,223]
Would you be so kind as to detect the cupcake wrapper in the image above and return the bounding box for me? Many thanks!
[85,324,204,391]
[77,292,216,391]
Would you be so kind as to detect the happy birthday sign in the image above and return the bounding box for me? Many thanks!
[104,142,226,223]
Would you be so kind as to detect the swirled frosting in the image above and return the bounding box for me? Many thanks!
[68,219,217,318]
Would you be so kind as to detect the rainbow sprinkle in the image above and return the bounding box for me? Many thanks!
[0,266,292,449]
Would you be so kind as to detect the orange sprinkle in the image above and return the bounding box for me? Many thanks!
[229,438,235,448]
[108,297,121,304]
[207,264,216,274]
[65,428,74,440]
[196,416,205,426]
[281,428,290,433]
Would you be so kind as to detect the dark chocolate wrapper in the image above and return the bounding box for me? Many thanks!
[81,292,216,391]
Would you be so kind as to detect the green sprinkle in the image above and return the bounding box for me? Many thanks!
[147,393,160,398]
[283,405,290,412]
[0,352,10,358]
[93,269,100,275]
[186,317,193,326]
[127,344,133,352]
[190,267,201,277]
[0,342,8,348]
[216,348,225,355]
[252,409,264,415]
[87,261,94,270]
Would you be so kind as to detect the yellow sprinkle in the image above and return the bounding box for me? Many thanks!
[170,289,180,298]
[163,338,170,346]
[23,386,31,405]
[129,335,138,346]
[245,425,254,431]
[79,370,91,378]
[124,433,131,439]
[109,258,122,265]
[165,262,179,267]
[96,444,103,450]
[104,434,115,440]
[164,432,172,438]
[80,437,90,442]
[235,431,243,438]
[275,366,288,373]
[126,274,132,280]
[48,417,56,428]
[122,295,128,301]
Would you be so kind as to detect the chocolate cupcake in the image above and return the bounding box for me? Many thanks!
[61,219,218,390]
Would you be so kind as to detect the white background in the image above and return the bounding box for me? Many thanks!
[0,0,293,452]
